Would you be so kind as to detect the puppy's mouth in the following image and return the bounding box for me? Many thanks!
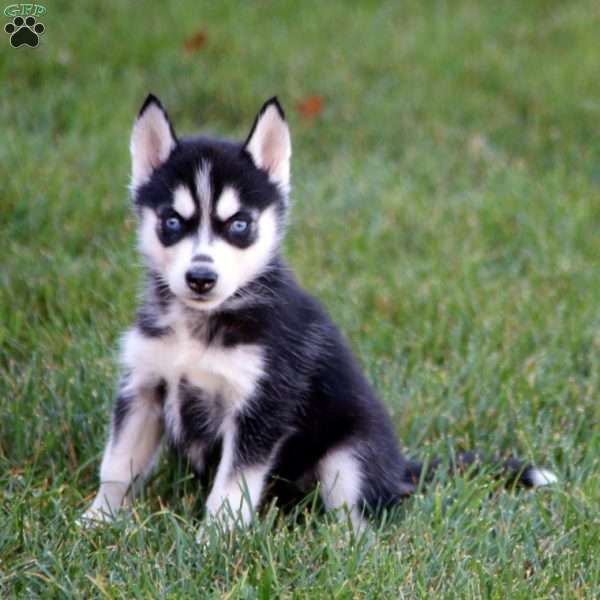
[179,292,224,311]
[188,291,216,302]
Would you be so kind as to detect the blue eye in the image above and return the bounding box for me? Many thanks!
[164,216,182,232]
[229,220,249,235]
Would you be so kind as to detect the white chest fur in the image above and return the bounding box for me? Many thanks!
[120,308,265,443]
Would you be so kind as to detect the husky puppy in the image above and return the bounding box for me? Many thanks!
[82,95,556,529]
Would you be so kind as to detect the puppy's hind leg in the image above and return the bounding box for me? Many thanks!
[80,379,164,524]
[318,446,367,531]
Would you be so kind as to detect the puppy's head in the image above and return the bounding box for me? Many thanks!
[130,95,291,311]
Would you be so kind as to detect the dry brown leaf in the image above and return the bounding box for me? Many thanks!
[296,95,324,119]
[184,30,207,53]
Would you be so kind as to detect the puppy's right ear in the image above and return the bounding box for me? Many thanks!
[130,94,177,189]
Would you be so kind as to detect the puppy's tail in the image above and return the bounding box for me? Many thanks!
[403,451,557,489]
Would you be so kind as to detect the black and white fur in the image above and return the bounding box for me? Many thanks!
[82,95,556,530]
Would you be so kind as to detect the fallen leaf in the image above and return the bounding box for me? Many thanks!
[184,30,207,53]
[296,95,324,119]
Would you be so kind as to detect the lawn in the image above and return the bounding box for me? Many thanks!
[1,0,600,597]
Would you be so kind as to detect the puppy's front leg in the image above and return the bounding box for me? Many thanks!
[82,379,164,522]
[203,421,271,530]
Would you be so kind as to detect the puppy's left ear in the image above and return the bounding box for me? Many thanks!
[244,97,291,191]
[130,94,177,189]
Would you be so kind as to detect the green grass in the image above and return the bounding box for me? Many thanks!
[2,0,600,597]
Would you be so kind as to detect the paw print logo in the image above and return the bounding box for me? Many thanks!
[4,15,45,48]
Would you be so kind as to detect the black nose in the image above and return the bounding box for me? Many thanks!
[185,267,217,295]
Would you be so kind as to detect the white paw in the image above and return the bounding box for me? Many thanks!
[529,468,558,487]
[195,510,240,545]
[77,493,124,527]
[195,523,209,545]
[77,484,130,527]
[195,519,225,546]
[77,506,115,527]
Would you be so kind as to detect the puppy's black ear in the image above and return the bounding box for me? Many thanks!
[244,97,291,191]
[130,94,177,189]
